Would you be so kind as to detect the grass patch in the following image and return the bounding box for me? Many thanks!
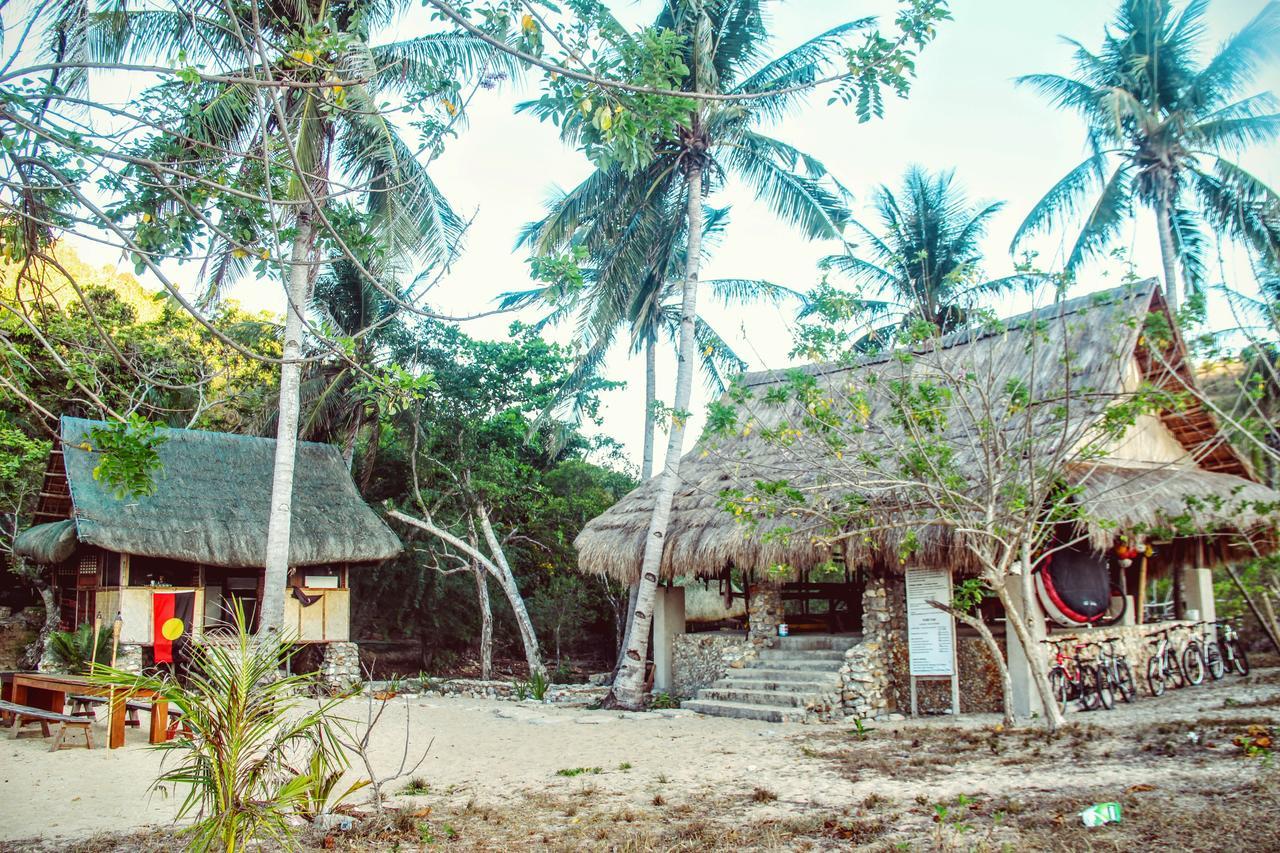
[555,766,603,777]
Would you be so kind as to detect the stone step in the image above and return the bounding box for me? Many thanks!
[742,658,843,673]
[714,677,839,694]
[724,668,842,685]
[758,648,848,662]
[772,634,861,652]
[695,688,816,708]
[682,699,807,723]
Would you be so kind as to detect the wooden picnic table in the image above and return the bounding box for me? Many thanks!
[9,673,168,749]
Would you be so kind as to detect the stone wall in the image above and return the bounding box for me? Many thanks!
[747,583,784,647]
[0,607,41,669]
[363,677,608,705]
[671,631,756,698]
[883,574,1005,715]
[319,641,362,692]
[838,574,892,720]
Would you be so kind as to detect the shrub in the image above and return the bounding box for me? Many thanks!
[47,623,111,674]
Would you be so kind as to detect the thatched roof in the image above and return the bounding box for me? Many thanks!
[13,417,401,567]
[575,280,1280,583]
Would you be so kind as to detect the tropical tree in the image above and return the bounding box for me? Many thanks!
[511,202,800,478]
[1013,0,1280,315]
[41,0,517,632]
[519,0,946,708]
[817,166,1034,347]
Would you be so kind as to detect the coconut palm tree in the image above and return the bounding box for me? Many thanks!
[507,202,801,479]
[1012,0,1280,315]
[819,166,1034,347]
[56,0,514,631]
[520,2,860,707]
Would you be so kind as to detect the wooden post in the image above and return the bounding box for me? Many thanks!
[90,612,101,672]
[1136,555,1148,625]
[106,612,122,740]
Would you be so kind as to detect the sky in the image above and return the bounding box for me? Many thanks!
[63,0,1280,475]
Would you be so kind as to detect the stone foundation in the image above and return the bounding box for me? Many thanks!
[671,631,755,698]
[839,574,892,719]
[747,583,784,647]
[363,678,608,705]
[318,641,362,692]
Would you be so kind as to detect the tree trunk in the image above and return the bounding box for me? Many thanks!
[474,504,545,678]
[258,208,314,634]
[473,557,493,680]
[24,580,59,671]
[1155,199,1180,317]
[995,565,1064,732]
[928,599,1014,728]
[608,155,705,710]
[613,332,659,677]
[386,508,545,677]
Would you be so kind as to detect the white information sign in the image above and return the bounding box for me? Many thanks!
[905,566,955,677]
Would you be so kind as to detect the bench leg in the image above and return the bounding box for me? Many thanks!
[84,725,94,750]
[50,724,65,752]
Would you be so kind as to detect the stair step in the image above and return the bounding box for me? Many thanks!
[772,635,861,652]
[727,667,841,684]
[696,688,816,708]
[743,658,843,673]
[714,678,839,694]
[682,699,807,723]
[759,649,848,662]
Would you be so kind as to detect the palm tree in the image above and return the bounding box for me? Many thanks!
[508,202,801,479]
[819,166,1033,347]
[521,2,860,708]
[1013,0,1280,315]
[62,0,513,631]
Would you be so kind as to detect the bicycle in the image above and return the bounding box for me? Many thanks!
[1096,637,1136,703]
[1173,622,1206,686]
[1045,639,1111,712]
[1215,619,1251,676]
[1189,621,1225,681]
[1145,628,1185,696]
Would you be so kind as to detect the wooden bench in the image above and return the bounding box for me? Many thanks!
[71,694,191,739]
[69,694,149,727]
[0,699,93,751]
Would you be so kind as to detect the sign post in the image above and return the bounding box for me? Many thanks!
[905,566,959,716]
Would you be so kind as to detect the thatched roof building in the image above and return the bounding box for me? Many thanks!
[15,416,402,568]
[576,281,1280,584]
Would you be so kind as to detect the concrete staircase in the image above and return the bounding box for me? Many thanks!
[682,634,860,722]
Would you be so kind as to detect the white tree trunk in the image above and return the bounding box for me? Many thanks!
[472,551,494,680]
[259,209,314,634]
[386,508,545,678]
[609,158,705,710]
[474,503,545,678]
[996,562,1065,732]
[613,333,658,674]
[1155,199,1180,317]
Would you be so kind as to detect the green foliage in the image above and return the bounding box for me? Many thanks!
[47,623,111,674]
[516,669,551,701]
[94,606,359,851]
[84,415,168,499]
[952,579,991,613]
[649,692,680,710]
[555,766,603,777]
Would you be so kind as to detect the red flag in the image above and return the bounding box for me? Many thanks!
[152,591,194,664]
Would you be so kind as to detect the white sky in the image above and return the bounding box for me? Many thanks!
[64,0,1280,475]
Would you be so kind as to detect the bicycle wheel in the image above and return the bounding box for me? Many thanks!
[1091,665,1115,710]
[1165,648,1186,688]
[1114,659,1136,703]
[1146,654,1166,696]
[1204,641,1225,680]
[1182,642,1205,685]
[1049,666,1069,714]
[1229,640,1251,676]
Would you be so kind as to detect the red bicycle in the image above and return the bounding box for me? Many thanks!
[1044,638,1113,712]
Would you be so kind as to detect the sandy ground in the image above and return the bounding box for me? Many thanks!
[1,670,1278,848]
